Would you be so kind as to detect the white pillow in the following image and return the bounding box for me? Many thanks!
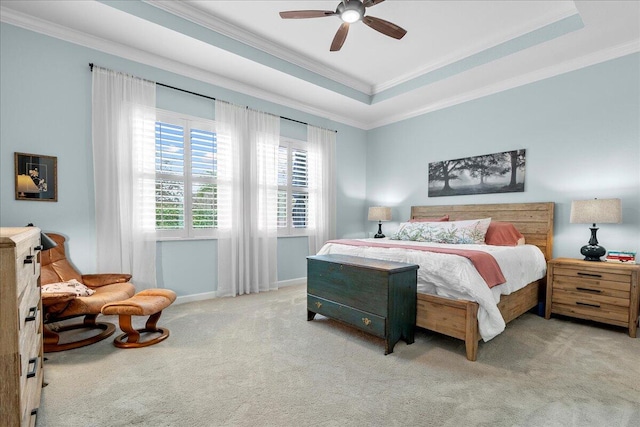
[391,218,492,244]
[41,279,96,297]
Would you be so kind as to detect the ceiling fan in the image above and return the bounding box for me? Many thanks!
[279,0,407,52]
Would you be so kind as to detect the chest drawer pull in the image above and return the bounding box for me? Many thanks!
[34,245,43,251]
[24,255,34,264]
[26,357,38,378]
[25,306,39,322]
[576,301,601,308]
[576,272,602,278]
[362,317,371,326]
[576,287,602,294]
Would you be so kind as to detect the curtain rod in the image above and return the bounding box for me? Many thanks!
[89,63,337,133]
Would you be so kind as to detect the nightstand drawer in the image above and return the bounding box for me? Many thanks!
[552,288,629,311]
[307,294,386,338]
[551,302,629,326]
[553,266,631,286]
[551,277,630,300]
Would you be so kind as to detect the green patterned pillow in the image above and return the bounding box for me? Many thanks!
[391,218,491,244]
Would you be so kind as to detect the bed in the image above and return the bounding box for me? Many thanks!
[317,202,554,361]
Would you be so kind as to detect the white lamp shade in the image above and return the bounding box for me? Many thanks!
[368,206,392,222]
[570,198,622,224]
[16,175,40,193]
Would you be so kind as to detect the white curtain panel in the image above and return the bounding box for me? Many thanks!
[307,125,337,255]
[216,101,279,297]
[91,66,157,289]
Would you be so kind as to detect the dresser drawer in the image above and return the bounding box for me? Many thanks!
[19,310,42,364]
[16,246,39,297]
[21,358,42,427]
[308,259,388,316]
[19,278,42,339]
[308,294,386,338]
[19,334,42,412]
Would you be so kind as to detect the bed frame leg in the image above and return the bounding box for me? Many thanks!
[465,304,479,361]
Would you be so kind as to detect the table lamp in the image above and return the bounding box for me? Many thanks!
[368,206,391,238]
[570,198,621,261]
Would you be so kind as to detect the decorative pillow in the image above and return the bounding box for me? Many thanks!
[391,218,491,244]
[408,215,449,222]
[41,279,95,297]
[484,221,525,246]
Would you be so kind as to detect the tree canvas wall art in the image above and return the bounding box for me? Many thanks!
[428,149,525,197]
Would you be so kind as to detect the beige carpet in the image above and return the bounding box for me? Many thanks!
[37,284,640,427]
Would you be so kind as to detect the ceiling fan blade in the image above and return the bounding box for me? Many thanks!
[362,16,407,39]
[279,10,335,19]
[330,23,350,52]
[363,0,385,8]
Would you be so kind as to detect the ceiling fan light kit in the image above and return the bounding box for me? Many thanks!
[279,0,406,52]
[338,1,365,23]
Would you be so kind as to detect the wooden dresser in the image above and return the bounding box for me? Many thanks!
[1,227,44,427]
[546,257,640,337]
[307,254,419,354]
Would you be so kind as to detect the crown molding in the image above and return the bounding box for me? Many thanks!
[373,4,581,94]
[2,4,637,131]
[368,39,640,130]
[145,0,373,95]
[0,6,368,130]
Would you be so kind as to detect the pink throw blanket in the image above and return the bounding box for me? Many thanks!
[325,239,506,288]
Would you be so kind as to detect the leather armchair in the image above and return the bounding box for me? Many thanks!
[41,233,135,352]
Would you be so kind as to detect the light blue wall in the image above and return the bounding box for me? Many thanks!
[2,22,638,300]
[366,53,640,258]
[0,23,368,297]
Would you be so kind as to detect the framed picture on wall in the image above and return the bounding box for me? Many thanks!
[14,152,58,202]
[428,149,526,197]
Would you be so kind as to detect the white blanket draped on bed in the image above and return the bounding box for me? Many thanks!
[316,239,547,341]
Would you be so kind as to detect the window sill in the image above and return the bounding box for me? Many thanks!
[157,235,309,241]
[156,235,218,242]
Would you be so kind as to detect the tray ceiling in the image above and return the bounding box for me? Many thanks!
[1,1,638,129]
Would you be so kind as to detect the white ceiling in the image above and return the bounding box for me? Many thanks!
[1,1,639,130]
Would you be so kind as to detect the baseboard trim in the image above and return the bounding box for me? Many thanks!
[175,291,218,305]
[277,277,306,288]
[173,277,306,305]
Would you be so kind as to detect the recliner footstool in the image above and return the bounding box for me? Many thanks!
[102,289,176,348]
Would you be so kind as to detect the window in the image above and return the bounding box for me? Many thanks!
[155,110,217,238]
[278,138,309,235]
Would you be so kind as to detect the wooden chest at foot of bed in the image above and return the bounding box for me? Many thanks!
[307,254,419,355]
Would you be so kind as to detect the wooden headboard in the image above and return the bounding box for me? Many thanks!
[410,202,555,261]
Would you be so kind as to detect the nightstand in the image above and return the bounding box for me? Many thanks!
[545,258,640,337]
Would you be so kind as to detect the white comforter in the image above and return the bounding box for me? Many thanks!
[316,239,547,341]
